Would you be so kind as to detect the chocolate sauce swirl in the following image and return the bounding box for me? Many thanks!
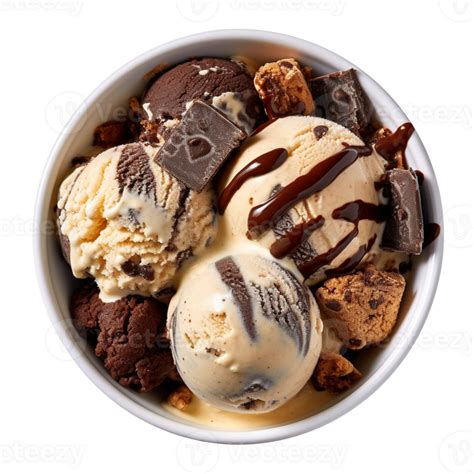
[218,148,288,214]
[297,227,359,278]
[297,200,386,278]
[247,145,372,237]
[250,117,279,136]
[270,215,325,259]
[325,234,377,278]
[332,200,388,224]
[375,122,414,168]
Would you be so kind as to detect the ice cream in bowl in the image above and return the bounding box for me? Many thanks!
[35,30,443,443]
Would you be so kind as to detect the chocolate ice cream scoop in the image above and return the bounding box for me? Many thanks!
[142,58,264,136]
[168,254,323,413]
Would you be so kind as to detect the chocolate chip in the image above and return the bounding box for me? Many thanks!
[313,125,329,140]
[369,295,385,309]
[325,300,342,311]
[349,338,363,347]
[343,290,352,303]
[156,100,246,191]
[205,347,222,356]
[279,60,294,69]
[122,259,155,281]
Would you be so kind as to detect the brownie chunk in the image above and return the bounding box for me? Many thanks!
[93,120,134,148]
[312,352,362,392]
[70,283,175,392]
[316,265,406,349]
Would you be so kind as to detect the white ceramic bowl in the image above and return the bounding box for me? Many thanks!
[34,29,443,444]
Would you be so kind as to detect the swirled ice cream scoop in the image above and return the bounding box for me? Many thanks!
[168,254,322,413]
[57,142,216,302]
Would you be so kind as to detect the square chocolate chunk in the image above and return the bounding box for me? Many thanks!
[382,168,424,254]
[155,100,247,191]
[309,69,371,136]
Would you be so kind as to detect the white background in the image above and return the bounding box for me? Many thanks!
[0,0,472,473]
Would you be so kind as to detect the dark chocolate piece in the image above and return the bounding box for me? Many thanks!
[155,100,246,191]
[309,69,371,136]
[381,168,424,254]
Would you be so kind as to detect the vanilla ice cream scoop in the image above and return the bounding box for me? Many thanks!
[218,116,386,283]
[168,254,322,413]
[57,142,216,302]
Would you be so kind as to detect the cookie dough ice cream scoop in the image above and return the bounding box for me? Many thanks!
[219,116,386,284]
[168,254,323,413]
[57,142,216,302]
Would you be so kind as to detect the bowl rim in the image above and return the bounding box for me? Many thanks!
[34,28,444,444]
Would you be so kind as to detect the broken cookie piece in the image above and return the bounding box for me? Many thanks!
[382,168,424,255]
[312,352,362,392]
[168,385,193,410]
[70,282,175,392]
[309,68,371,137]
[254,58,315,117]
[316,265,406,349]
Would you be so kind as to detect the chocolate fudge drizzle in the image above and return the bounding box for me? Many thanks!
[218,148,288,214]
[270,215,325,259]
[247,145,372,236]
[250,117,279,136]
[415,170,440,248]
[297,200,386,278]
[326,234,377,278]
[375,122,414,168]
[423,223,441,248]
[332,200,388,224]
